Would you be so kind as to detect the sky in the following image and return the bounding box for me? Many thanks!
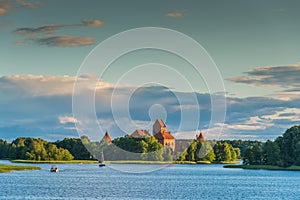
[0,0,300,141]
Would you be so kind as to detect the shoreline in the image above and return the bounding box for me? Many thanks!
[224,165,300,171]
[11,159,240,165]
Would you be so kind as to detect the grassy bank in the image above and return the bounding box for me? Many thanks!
[0,164,41,173]
[224,165,300,171]
[11,160,98,164]
[218,160,241,164]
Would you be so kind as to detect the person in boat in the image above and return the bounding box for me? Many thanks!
[50,165,59,172]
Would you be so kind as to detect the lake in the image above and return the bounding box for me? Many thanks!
[1,160,300,199]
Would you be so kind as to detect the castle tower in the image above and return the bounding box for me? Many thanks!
[196,131,205,142]
[153,119,175,152]
[153,119,166,135]
[101,131,112,144]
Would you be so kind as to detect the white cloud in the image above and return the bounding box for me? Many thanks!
[59,116,78,124]
[261,108,300,121]
[0,74,116,97]
[228,62,300,98]
[0,74,76,96]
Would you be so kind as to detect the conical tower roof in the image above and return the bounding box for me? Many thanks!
[197,131,205,142]
[101,131,112,143]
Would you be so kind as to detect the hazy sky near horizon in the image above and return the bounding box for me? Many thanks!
[0,0,300,141]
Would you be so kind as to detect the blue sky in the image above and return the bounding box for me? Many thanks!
[0,0,300,141]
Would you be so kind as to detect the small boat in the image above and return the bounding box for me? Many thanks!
[99,162,105,167]
[99,150,105,167]
[50,165,59,172]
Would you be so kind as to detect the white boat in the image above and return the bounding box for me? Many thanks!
[99,150,105,167]
[50,165,59,172]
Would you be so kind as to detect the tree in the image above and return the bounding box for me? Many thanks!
[243,147,255,165]
[214,141,236,162]
[59,148,74,160]
[294,141,300,166]
[234,148,241,159]
[144,136,163,161]
[9,137,74,161]
[163,147,173,161]
[54,138,91,160]
[185,140,197,161]
[279,126,300,167]
[243,143,263,165]
[108,135,163,161]
[224,140,262,158]
[262,140,280,166]
[200,142,215,162]
[139,140,149,160]
[0,139,9,158]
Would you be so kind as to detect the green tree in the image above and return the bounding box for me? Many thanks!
[199,142,215,162]
[109,135,163,161]
[145,136,163,161]
[185,140,197,161]
[139,140,149,160]
[294,141,300,165]
[243,143,263,165]
[163,147,174,161]
[9,137,74,161]
[262,140,280,166]
[214,141,236,162]
[234,148,241,159]
[279,126,300,167]
[54,138,91,160]
[0,139,9,158]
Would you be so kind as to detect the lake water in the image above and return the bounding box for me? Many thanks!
[1,160,300,200]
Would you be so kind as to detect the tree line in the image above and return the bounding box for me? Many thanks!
[177,140,240,163]
[83,135,169,161]
[3,131,294,163]
[243,125,300,167]
[0,136,167,161]
[0,136,243,162]
[0,138,74,161]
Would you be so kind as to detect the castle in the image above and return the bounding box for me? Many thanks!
[128,119,176,151]
[152,119,175,152]
[100,120,207,153]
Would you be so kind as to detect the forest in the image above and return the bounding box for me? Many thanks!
[0,135,252,163]
[242,125,300,167]
[0,138,74,161]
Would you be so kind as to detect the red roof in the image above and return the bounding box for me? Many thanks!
[156,119,166,127]
[197,132,205,142]
[131,130,150,137]
[102,131,112,143]
[154,131,175,140]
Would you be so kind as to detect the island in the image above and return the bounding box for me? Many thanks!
[0,164,41,173]
[1,122,300,170]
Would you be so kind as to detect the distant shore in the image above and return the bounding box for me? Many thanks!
[224,165,300,171]
[12,159,179,165]
[11,160,99,164]
[0,164,41,173]
[11,159,240,165]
